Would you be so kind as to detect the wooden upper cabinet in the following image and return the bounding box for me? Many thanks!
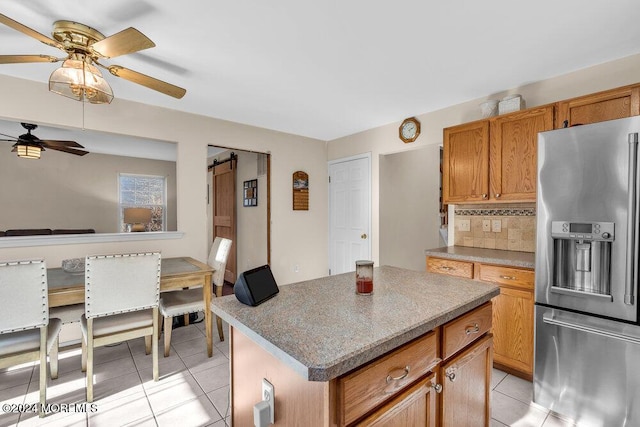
[556,84,640,128]
[489,105,554,202]
[442,121,490,204]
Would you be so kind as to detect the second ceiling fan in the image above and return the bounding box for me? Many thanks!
[0,13,186,103]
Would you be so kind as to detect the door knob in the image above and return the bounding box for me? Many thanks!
[361,233,368,239]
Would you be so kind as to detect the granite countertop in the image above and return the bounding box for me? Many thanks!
[210,266,499,382]
[424,246,535,269]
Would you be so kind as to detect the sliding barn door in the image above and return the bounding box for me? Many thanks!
[212,158,237,283]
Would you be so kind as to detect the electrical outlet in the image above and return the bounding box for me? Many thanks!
[482,220,491,232]
[262,379,275,424]
[492,220,502,232]
[458,219,470,232]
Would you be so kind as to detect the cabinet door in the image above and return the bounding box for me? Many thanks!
[556,84,640,128]
[478,264,534,380]
[357,373,437,427]
[491,286,534,380]
[489,106,554,202]
[443,121,490,204]
[440,335,492,427]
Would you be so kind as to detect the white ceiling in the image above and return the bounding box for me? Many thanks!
[0,0,639,144]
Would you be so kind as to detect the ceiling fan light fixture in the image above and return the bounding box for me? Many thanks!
[49,58,113,104]
[16,143,41,159]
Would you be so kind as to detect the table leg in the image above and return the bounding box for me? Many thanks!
[204,272,213,357]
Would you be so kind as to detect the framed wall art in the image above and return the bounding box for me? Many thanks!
[243,179,258,207]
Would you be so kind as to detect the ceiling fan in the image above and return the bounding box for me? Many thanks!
[0,13,186,103]
[0,122,88,159]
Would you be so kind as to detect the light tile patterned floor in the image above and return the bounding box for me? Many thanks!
[491,369,576,427]
[1,321,577,427]
[0,320,230,427]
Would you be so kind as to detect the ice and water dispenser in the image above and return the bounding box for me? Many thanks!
[550,221,614,297]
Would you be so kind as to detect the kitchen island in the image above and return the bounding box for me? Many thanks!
[210,266,500,426]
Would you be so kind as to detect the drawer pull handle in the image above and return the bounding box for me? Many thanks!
[386,366,410,383]
[439,266,453,271]
[465,323,480,335]
[500,275,516,280]
[431,383,443,393]
[446,372,456,382]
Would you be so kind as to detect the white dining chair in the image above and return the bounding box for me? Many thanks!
[0,258,62,418]
[80,252,161,402]
[159,237,231,356]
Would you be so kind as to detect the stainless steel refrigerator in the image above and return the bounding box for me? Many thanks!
[535,116,640,426]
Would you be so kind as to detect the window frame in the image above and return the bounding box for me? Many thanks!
[118,173,168,232]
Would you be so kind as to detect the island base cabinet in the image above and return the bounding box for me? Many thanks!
[229,304,493,427]
[230,328,334,427]
[357,373,437,427]
[439,335,493,427]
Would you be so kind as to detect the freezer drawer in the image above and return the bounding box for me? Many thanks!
[534,306,640,426]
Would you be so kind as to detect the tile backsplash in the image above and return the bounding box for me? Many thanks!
[453,204,536,253]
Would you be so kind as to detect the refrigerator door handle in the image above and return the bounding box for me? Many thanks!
[542,312,640,345]
[625,132,639,305]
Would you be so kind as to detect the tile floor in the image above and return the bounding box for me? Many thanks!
[1,321,577,427]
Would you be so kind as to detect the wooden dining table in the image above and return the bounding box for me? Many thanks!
[47,256,219,357]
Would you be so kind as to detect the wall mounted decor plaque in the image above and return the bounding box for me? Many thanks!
[292,171,309,211]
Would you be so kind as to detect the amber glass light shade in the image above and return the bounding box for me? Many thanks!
[49,59,114,104]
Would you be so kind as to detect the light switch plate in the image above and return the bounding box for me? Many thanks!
[262,378,275,423]
[458,219,470,232]
[492,220,502,232]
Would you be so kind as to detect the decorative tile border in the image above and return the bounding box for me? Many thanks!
[454,208,535,216]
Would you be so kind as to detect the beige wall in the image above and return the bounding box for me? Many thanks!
[328,53,640,267]
[379,146,441,270]
[0,74,328,285]
[0,151,176,232]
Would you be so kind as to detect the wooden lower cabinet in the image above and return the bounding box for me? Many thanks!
[427,256,534,380]
[490,285,534,378]
[439,335,493,427]
[357,373,438,427]
[476,263,534,380]
[344,303,493,426]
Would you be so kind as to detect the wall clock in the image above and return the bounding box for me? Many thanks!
[399,117,420,143]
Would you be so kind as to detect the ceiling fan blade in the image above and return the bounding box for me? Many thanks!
[0,13,63,50]
[0,131,17,140]
[41,140,85,149]
[107,65,186,99]
[91,27,155,58]
[45,145,88,156]
[0,54,59,64]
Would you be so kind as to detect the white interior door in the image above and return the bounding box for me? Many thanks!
[329,154,371,275]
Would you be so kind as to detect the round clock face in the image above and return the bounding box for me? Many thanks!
[399,118,420,143]
[402,121,417,139]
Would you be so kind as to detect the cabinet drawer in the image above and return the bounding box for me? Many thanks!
[478,264,534,290]
[442,302,492,360]
[426,257,473,279]
[337,331,439,426]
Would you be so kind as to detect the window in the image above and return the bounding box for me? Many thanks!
[119,174,166,232]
